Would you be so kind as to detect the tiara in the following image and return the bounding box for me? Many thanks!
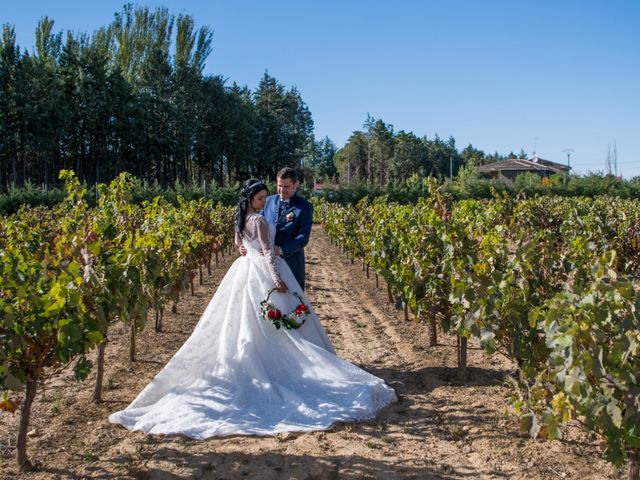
[243,180,266,195]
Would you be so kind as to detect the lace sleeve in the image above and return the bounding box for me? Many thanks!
[256,216,282,286]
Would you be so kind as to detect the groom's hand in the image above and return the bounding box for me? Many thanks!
[274,246,282,257]
[239,245,247,256]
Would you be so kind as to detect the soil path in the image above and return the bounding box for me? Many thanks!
[0,226,618,479]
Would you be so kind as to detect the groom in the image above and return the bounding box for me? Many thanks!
[263,167,313,291]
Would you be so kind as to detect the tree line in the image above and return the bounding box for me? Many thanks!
[333,114,528,186]
[0,4,318,191]
[1,4,603,193]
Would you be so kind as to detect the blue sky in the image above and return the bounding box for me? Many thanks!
[4,1,640,177]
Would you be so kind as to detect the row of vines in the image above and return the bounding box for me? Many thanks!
[0,171,235,471]
[315,181,640,479]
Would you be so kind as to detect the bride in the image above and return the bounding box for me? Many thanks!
[109,179,397,438]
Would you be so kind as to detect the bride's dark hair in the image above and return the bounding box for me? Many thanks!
[235,178,268,237]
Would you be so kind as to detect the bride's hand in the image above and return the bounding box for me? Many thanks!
[276,280,288,293]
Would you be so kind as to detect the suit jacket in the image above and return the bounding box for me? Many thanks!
[262,193,313,258]
[262,193,313,291]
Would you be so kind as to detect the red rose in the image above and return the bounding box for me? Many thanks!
[268,308,282,320]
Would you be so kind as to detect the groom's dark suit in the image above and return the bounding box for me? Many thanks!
[263,193,313,291]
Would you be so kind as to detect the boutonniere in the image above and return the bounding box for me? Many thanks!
[286,212,295,222]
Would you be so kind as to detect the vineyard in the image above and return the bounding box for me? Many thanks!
[1,174,639,479]
[315,180,640,479]
[0,171,235,471]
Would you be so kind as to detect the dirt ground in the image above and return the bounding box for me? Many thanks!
[0,226,621,480]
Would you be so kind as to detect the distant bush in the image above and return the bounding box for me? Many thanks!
[0,178,245,215]
[0,182,66,215]
[310,172,640,205]
[4,172,639,214]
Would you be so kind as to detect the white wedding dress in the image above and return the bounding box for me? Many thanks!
[109,214,397,438]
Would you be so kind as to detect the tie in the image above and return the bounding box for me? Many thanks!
[279,200,289,220]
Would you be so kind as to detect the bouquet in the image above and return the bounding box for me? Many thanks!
[260,288,310,330]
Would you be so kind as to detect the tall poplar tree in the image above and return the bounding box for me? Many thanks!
[254,72,313,179]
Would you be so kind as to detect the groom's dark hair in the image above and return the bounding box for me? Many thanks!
[276,167,298,182]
